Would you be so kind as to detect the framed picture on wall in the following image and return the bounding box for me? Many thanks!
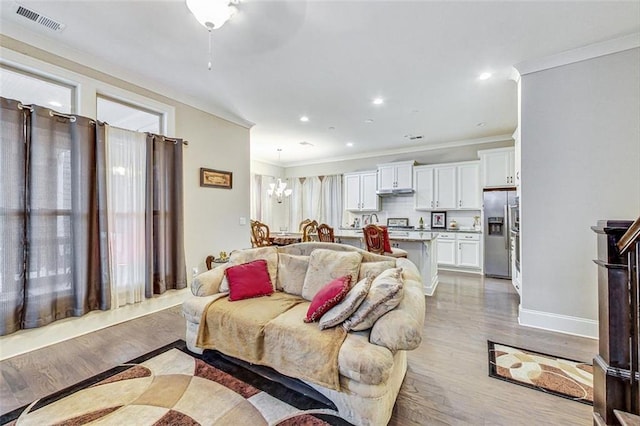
[200,168,232,189]
[431,211,447,229]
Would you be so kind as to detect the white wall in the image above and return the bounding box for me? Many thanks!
[519,47,640,337]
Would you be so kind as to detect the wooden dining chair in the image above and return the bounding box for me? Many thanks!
[316,223,335,243]
[301,220,319,242]
[363,224,407,258]
[250,220,272,247]
[299,218,313,232]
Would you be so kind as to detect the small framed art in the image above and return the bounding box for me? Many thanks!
[431,211,447,229]
[200,168,232,189]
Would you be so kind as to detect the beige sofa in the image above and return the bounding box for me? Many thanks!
[182,242,425,426]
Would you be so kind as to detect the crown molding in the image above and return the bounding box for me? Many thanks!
[515,32,640,76]
[265,134,514,168]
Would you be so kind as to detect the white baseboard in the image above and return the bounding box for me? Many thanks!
[518,305,598,339]
[0,288,190,361]
[424,273,439,296]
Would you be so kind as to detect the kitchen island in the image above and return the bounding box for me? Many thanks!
[334,228,439,296]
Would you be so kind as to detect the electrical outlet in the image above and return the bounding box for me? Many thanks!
[192,267,198,276]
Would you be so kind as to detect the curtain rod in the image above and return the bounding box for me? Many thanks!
[149,133,189,146]
[17,102,96,124]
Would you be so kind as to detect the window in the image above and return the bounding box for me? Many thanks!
[0,65,75,113]
[97,95,163,133]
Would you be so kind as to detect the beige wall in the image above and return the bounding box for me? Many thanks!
[518,47,640,337]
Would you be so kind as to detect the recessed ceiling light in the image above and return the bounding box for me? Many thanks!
[372,97,384,105]
[478,72,492,80]
[49,101,63,107]
[300,116,309,122]
[346,142,354,147]
[328,126,335,130]
[364,118,374,123]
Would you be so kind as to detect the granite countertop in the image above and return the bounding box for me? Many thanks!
[334,229,439,242]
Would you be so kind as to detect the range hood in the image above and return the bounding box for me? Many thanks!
[376,188,415,196]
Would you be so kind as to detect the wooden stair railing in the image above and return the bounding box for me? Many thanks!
[592,216,640,425]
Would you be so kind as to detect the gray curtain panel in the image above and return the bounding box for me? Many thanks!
[146,134,186,295]
[0,98,110,336]
[0,98,28,335]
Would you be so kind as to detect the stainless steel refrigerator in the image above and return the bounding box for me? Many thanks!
[483,189,517,278]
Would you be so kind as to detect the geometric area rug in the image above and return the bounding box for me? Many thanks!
[0,340,352,425]
[487,341,593,405]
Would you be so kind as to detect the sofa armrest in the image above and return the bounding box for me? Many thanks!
[369,258,425,351]
[182,293,226,324]
[191,265,228,296]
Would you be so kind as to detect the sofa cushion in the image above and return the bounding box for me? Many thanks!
[225,259,274,301]
[302,249,362,301]
[220,246,279,292]
[357,260,396,281]
[276,253,309,295]
[305,275,351,323]
[319,276,372,330]
[343,267,404,332]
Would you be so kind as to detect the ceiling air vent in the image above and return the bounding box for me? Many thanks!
[404,134,424,141]
[15,4,66,32]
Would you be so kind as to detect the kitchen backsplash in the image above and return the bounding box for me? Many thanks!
[343,195,481,230]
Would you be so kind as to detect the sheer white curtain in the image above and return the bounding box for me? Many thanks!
[302,176,322,222]
[105,126,147,307]
[319,175,343,227]
[288,177,304,232]
[250,174,262,221]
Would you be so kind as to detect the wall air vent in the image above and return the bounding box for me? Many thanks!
[15,4,66,32]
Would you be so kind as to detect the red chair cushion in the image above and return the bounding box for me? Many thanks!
[380,226,392,253]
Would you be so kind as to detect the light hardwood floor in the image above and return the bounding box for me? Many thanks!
[0,272,597,425]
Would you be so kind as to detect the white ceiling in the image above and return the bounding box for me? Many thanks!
[1,0,639,166]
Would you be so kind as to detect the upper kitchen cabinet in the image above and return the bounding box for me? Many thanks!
[478,147,515,188]
[457,162,481,209]
[377,161,415,194]
[414,161,480,210]
[344,171,380,211]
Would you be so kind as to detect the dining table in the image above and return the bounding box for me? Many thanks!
[269,232,303,246]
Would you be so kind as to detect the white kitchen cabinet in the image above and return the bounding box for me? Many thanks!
[377,161,414,192]
[457,234,481,268]
[434,165,457,209]
[437,232,482,270]
[414,161,480,211]
[344,171,379,211]
[457,162,481,209]
[414,166,435,210]
[436,233,457,266]
[478,147,515,188]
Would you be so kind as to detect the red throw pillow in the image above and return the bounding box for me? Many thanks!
[304,275,351,323]
[380,226,392,253]
[225,259,274,301]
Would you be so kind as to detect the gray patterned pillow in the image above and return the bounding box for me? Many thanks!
[318,276,373,330]
[358,260,396,281]
[343,267,404,331]
[301,249,362,301]
[276,253,309,295]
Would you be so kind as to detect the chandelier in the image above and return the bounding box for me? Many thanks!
[267,179,292,204]
[186,0,238,70]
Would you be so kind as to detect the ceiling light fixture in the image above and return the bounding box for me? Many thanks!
[186,0,237,70]
[267,149,292,203]
[478,72,492,80]
[300,116,309,122]
[48,101,63,107]
[346,142,354,147]
[372,97,384,105]
[364,118,374,123]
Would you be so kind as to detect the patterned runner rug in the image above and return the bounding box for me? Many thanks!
[487,341,593,405]
[1,340,351,425]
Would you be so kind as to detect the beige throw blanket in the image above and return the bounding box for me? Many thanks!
[196,292,347,391]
